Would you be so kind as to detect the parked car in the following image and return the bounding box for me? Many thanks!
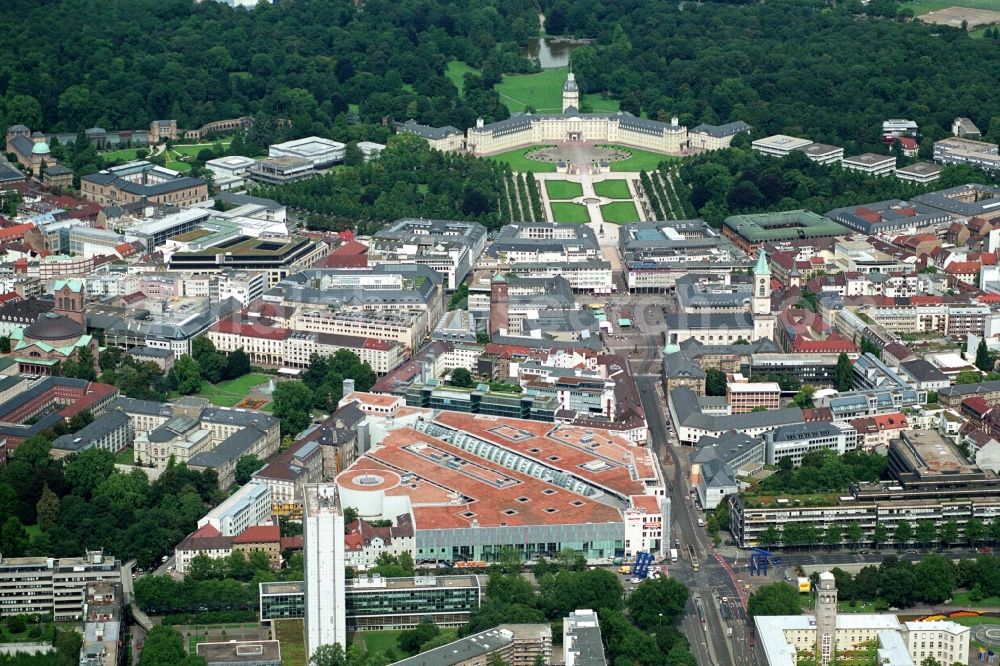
[980,547,993,553]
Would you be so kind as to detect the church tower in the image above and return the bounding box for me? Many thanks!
[562,70,579,112]
[814,571,838,666]
[53,279,86,325]
[752,251,775,341]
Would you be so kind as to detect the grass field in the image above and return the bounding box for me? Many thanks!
[905,0,1000,15]
[101,147,143,162]
[545,179,583,199]
[115,447,135,465]
[593,179,632,199]
[952,591,1000,607]
[446,61,620,113]
[486,146,558,173]
[551,201,591,223]
[445,61,480,96]
[170,139,233,156]
[196,373,270,407]
[275,620,307,666]
[599,145,678,172]
[494,67,621,113]
[166,160,192,172]
[351,629,457,659]
[351,630,405,657]
[600,201,640,223]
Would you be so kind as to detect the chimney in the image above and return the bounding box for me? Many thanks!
[343,378,355,396]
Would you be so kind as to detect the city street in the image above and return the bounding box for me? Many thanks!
[636,373,759,666]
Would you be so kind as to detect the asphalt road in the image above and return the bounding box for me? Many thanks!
[636,374,759,666]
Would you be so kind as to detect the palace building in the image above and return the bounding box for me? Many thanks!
[466,72,746,157]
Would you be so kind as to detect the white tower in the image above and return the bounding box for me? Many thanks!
[752,250,775,341]
[562,71,579,112]
[815,571,838,666]
[304,484,346,660]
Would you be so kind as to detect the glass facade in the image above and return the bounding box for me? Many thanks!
[415,523,624,562]
[259,577,483,630]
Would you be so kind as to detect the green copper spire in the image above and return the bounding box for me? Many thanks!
[754,250,771,276]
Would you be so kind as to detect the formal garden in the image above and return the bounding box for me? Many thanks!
[550,201,591,223]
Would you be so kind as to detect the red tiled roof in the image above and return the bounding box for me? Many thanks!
[210,317,291,341]
[962,396,991,417]
[233,525,280,544]
[0,223,35,241]
[280,536,304,551]
[946,261,980,274]
[897,137,918,149]
[872,412,908,430]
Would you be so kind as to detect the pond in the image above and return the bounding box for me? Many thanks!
[521,37,586,69]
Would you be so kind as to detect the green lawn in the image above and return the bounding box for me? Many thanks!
[351,630,405,657]
[486,146,558,173]
[166,160,192,172]
[490,66,620,113]
[445,61,480,96]
[114,447,135,465]
[599,145,678,172]
[551,202,591,223]
[545,179,583,200]
[906,0,1000,15]
[101,147,142,162]
[0,621,57,644]
[275,620,306,666]
[952,591,1000,607]
[24,523,42,540]
[196,373,270,407]
[599,201,641,224]
[170,139,233,156]
[593,179,632,199]
[352,629,457,659]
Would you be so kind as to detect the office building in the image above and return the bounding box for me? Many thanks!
[388,625,551,666]
[841,153,895,176]
[763,421,857,467]
[796,143,844,165]
[0,551,121,621]
[198,480,273,537]
[564,610,607,666]
[303,484,347,658]
[269,136,346,168]
[481,223,612,293]
[751,135,814,157]
[726,380,781,413]
[618,219,751,291]
[933,136,1000,173]
[78,582,123,666]
[722,210,849,254]
[894,162,942,185]
[260,574,483,630]
[168,236,328,288]
[369,219,488,290]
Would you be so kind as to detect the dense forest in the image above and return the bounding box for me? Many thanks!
[255,134,511,231]
[676,145,997,226]
[550,0,1000,153]
[0,0,535,133]
[4,0,1000,154]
